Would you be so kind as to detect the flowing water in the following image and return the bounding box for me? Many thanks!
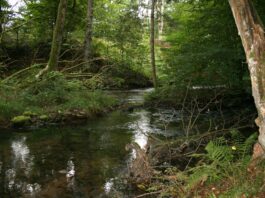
[0,89,253,198]
[0,89,187,198]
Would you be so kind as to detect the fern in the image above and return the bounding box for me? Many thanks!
[205,137,233,162]
[187,130,258,191]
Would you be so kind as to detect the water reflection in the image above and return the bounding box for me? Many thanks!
[109,88,154,105]
[102,110,152,195]
[129,110,150,150]
[104,178,114,194]
[66,158,75,178]
[5,136,41,196]
[5,168,16,190]
[0,88,169,197]
[11,137,30,163]
[11,136,34,177]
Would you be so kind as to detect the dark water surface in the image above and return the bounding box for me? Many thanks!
[0,89,183,198]
[0,88,250,197]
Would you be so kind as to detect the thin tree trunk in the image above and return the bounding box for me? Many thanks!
[84,0,93,68]
[158,0,164,40]
[150,0,157,88]
[16,29,19,49]
[0,4,3,46]
[36,0,67,78]
[47,0,67,70]
[0,4,3,34]
[229,0,265,158]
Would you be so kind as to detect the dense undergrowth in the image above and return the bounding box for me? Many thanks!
[0,48,152,128]
[144,84,254,110]
[79,61,152,90]
[134,130,264,198]
[0,70,117,127]
[129,86,260,197]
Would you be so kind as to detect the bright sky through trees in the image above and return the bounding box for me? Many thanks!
[7,0,24,11]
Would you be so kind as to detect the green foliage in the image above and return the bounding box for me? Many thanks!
[84,62,151,89]
[11,115,31,125]
[0,97,24,119]
[21,71,80,106]
[145,131,259,197]
[66,90,117,113]
[187,131,258,191]
[159,0,249,89]
[21,71,117,112]
[0,85,24,119]
[0,71,117,123]
[144,85,186,106]
[2,0,149,81]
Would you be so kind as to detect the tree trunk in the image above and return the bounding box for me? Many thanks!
[0,4,3,46]
[36,0,67,78]
[229,0,265,157]
[16,29,19,49]
[0,4,3,34]
[150,0,157,88]
[157,0,164,40]
[84,0,93,68]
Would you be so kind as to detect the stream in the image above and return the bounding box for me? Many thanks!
[0,88,254,198]
[0,88,187,198]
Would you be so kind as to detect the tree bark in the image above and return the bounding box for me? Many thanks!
[150,0,157,88]
[0,3,3,34]
[36,0,67,78]
[84,0,93,68]
[229,0,265,157]
[157,0,164,40]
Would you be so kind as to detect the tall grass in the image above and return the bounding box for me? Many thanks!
[0,71,117,123]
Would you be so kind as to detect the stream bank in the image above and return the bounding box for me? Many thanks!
[0,88,258,197]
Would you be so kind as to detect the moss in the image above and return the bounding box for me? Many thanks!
[23,111,38,116]
[39,115,49,120]
[11,115,31,126]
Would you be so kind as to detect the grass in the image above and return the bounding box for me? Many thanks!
[0,71,118,126]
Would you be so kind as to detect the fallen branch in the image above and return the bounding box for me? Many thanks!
[1,64,44,83]
[134,191,162,198]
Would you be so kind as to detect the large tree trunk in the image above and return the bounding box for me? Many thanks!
[229,0,265,157]
[150,0,157,88]
[84,0,93,68]
[36,0,67,78]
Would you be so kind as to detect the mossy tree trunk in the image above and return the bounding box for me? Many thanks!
[84,0,93,69]
[229,0,265,157]
[36,0,67,78]
[150,0,157,88]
